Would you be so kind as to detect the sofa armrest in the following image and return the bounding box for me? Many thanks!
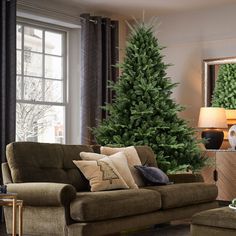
[7,183,76,206]
[168,173,204,184]
[2,163,13,184]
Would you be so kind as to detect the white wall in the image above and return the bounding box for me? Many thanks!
[17,0,87,27]
[156,3,236,127]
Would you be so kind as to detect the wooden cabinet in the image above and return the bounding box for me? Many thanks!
[201,150,236,201]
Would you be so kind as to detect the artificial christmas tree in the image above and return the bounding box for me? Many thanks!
[212,63,236,109]
[93,23,206,173]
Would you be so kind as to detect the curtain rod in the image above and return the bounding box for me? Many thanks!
[80,16,116,27]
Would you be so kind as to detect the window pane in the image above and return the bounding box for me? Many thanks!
[17,25,22,49]
[16,76,22,100]
[17,50,21,74]
[24,26,43,52]
[45,31,62,56]
[24,52,42,77]
[45,55,62,79]
[16,22,66,144]
[24,77,43,101]
[16,103,65,143]
[45,80,63,102]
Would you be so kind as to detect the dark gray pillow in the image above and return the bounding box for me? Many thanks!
[134,165,170,185]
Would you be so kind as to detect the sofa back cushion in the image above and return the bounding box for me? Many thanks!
[6,142,93,191]
[134,146,158,167]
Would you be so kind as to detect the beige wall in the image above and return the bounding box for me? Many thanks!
[155,3,236,127]
[19,0,236,129]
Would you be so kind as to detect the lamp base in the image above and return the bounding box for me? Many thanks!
[202,130,224,149]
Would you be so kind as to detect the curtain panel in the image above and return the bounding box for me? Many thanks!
[80,13,119,145]
[0,0,16,165]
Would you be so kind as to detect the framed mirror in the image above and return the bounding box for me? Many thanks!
[203,57,236,107]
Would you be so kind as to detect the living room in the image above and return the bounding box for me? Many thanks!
[1,0,236,235]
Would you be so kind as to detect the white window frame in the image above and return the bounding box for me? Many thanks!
[16,18,68,143]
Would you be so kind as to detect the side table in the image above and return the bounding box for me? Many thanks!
[201,149,236,201]
[0,193,23,236]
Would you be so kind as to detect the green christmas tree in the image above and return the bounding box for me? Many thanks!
[93,23,206,173]
[212,63,236,109]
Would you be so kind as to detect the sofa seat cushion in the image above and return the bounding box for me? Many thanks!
[70,189,161,222]
[145,183,218,210]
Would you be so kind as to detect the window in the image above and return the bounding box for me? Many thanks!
[16,22,67,143]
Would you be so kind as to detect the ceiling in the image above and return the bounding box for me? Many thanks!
[54,0,236,17]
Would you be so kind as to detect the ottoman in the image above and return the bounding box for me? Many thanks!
[191,207,236,236]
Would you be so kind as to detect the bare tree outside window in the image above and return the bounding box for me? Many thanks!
[16,23,66,143]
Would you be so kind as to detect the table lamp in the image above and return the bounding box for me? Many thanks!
[198,107,227,149]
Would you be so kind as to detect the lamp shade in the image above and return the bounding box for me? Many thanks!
[198,107,227,129]
[225,109,236,120]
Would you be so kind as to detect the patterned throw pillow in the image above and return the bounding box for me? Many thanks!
[80,151,138,189]
[101,146,145,187]
[73,157,129,192]
[134,165,170,185]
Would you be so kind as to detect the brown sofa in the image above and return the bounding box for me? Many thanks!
[2,142,218,236]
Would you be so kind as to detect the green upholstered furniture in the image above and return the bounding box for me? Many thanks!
[191,207,236,236]
[2,142,218,236]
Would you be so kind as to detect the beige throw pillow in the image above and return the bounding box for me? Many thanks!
[80,152,138,189]
[80,152,106,161]
[100,146,145,187]
[73,157,129,192]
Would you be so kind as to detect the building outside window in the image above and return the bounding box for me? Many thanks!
[16,21,67,143]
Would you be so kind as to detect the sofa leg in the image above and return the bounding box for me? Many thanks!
[154,222,171,228]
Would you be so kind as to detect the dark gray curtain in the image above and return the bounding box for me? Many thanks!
[0,0,16,167]
[80,13,119,144]
[0,0,16,222]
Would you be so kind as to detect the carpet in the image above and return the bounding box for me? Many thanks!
[123,220,190,236]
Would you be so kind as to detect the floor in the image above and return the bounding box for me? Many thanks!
[0,220,190,236]
[0,223,7,236]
